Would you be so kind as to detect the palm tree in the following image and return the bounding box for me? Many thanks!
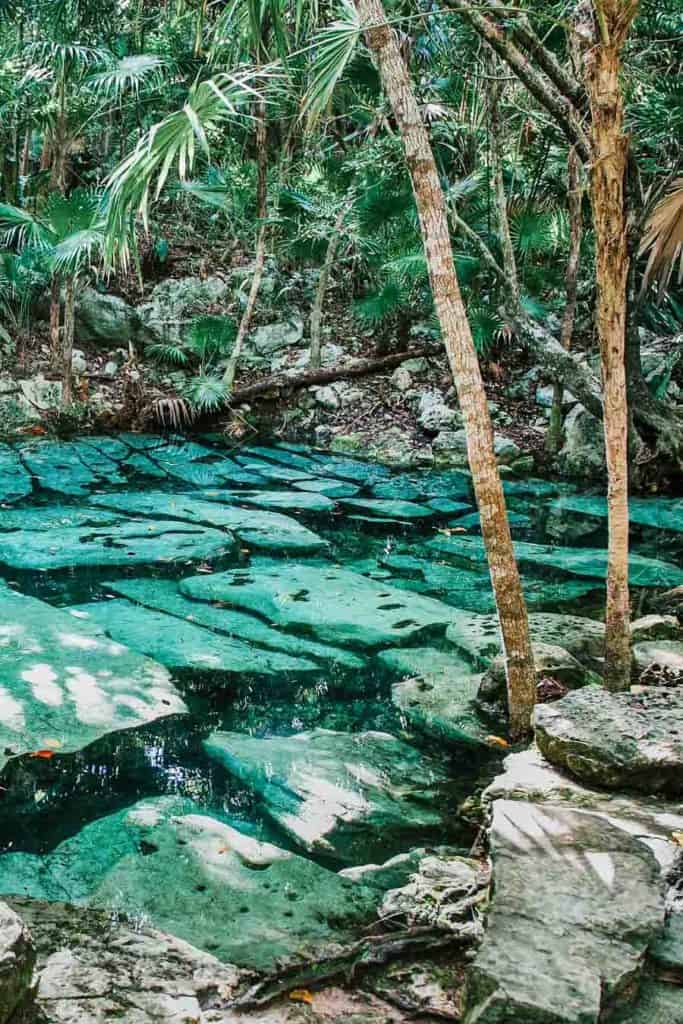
[306,0,536,736]
[0,190,105,405]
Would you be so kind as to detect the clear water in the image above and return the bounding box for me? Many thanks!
[0,435,680,898]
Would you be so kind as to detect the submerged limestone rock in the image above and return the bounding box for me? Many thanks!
[341,497,438,521]
[102,577,366,670]
[535,685,683,794]
[0,901,35,1024]
[0,444,32,504]
[203,729,453,864]
[615,980,683,1024]
[195,487,336,514]
[446,610,605,671]
[464,799,666,1023]
[0,519,234,570]
[89,491,328,554]
[429,533,683,588]
[377,647,491,749]
[73,599,320,676]
[0,798,380,973]
[18,441,99,496]
[552,494,683,534]
[181,562,454,649]
[0,584,185,776]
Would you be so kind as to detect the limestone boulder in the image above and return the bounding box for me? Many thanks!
[633,640,683,685]
[0,902,35,1024]
[249,314,304,355]
[630,615,681,644]
[464,799,666,1023]
[75,288,140,347]
[535,685,683,794]
[559,404,606,480]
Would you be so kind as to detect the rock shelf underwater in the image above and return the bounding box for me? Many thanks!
[0,433,681,1022]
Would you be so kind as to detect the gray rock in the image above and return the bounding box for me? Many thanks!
[535,384,577,409]
[103,359,119,376]
[483,745,683,874]
[464,799,666,1023]
[630,615,681,644]
[362,955,466,1020]
[418,390,457,433]
[535,685,683,794]
[493,435,521,463]
[0,901,35,1024]
[560,404,606,480]
[137,277,229,345]
[432,429,468,459]
[7,896,244,1024]
[71,349,87,374]
[0,377,61,422]
[477,641,602,717]
[379,852,488,938]
[203,729,454,864]
[390,366,413,391]
[633,640,683,684]
[250,315,304,355]
[312,384,340,410]
[75,288,139,347]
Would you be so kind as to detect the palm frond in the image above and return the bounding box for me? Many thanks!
[639,177,683,298]
[104,67,268,268]
[88,54,166,99]
[301,0,361,124]
[181,371,231,412]
[0,204,52,249]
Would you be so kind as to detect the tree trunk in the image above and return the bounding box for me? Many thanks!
[581,0,637,690]
[223,97,267,390]
[488,68,519,302]
[356,0,536,738]
[49,276,61,368]
[61,278,75,407]
[309,204,348,369]
[547,146,583,454]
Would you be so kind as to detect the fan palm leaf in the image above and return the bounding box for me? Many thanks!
[639,178,683,298]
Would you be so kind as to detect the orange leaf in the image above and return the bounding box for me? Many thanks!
[486,735,510,749]
[289,990,313,1005]
[30,750,56,759]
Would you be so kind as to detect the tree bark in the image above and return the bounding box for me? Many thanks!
[61,277,75,407]
[446,0,591,161]
[356,0,536,738]
[548,146,583,454]
[581,0,638,690]
[228,343,442,402]
[49,276,61,369]
[309,204,349,369]
[223,97,268,390]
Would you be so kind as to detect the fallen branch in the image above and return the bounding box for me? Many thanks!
[228,344,443,403]
[229,925,472,1009]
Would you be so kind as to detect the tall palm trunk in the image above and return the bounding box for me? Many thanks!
[547,146,583,454]
[223,97,267,391]
[310,203,348,369]
[356,0,536,737]
[61,277,75,407]
[49,276,61,367]
[581,0,637,690]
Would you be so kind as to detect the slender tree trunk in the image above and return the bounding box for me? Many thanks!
[61,278,75,407]
[310,204,348,369]
[488,69,519,302]
[223,98,267,390]
[547,146,583,454]
[581,0,637,690]
[49,276,61,368]
[356,0,536,738]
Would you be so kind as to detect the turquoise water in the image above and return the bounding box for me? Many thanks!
[0,434,680,956]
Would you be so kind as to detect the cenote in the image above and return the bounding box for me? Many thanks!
[0,433,682,979]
